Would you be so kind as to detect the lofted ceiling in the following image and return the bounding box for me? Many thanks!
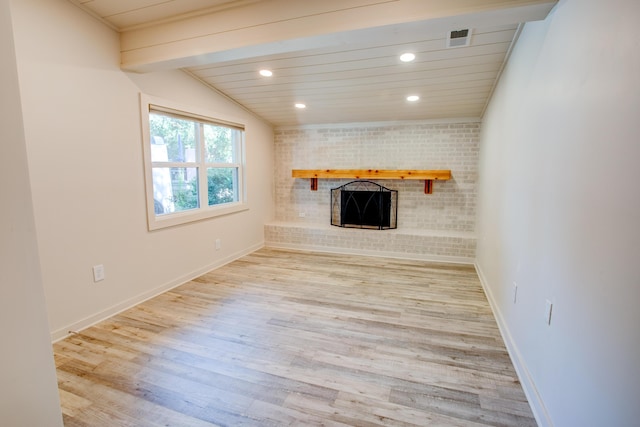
[70,0,557,127]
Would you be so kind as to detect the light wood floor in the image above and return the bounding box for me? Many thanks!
[54,248,536,426]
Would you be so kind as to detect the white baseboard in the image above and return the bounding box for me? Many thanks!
[265,241,475,265]
[51,242,264,343]
[474,262,553,427]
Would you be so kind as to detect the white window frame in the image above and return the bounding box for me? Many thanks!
[140,94,247,230]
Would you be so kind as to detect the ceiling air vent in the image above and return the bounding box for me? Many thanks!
[446,28,472,48]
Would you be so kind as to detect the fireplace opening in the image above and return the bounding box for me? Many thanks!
[331,181,397,229]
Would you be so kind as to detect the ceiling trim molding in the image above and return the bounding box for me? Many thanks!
[480,22,525,118]
[66,0,119,31]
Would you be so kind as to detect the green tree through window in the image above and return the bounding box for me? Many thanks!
[147,110,243,215]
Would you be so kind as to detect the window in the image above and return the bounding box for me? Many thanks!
[140,94,247,230]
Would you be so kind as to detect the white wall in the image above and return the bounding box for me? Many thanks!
[476,1,640,426]
[11,0,274,340]
[0,0,63,424]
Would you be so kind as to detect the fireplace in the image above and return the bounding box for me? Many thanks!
[331,181,397,229]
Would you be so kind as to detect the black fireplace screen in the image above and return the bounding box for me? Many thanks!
[331,181,397,229]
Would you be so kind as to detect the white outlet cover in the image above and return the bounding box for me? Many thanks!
[92,265,105,282]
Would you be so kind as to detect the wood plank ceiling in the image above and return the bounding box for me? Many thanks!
[70,0,557,127]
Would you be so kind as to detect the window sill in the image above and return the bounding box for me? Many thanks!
[148,202,248,231]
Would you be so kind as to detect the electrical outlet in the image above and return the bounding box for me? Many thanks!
[215,239,221,250]
[513,282,518,304]
[92,265,105,282]
[298,212,306,218]
[545,299,553,325]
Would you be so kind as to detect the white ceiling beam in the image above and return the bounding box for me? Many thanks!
[120,0,557,72]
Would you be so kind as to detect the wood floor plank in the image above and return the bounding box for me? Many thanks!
[332,391,489,427]
[54,248,536,426]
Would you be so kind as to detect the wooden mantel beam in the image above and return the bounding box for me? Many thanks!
[292,169,451,180]
[292,169,451,194]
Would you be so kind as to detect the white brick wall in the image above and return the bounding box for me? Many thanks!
[267,119,479,262]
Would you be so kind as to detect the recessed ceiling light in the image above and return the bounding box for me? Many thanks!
[406,95,420,102]
[400,52,416,62]
[295,103,306,109]
[259,69,273,77]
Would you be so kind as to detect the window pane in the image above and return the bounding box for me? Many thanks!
[207,167,237,206]
[204,124,235,163]
[152,167,199,215]
[149,113,198,162]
